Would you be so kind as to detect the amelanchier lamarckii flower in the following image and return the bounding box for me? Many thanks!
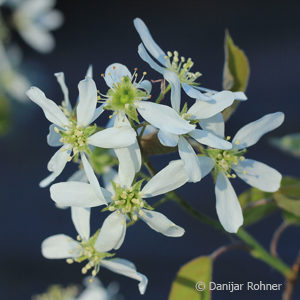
[41,220,148,295]
[198,112,284,233]
[50,159,190,248]
[26,71,137,187]
[10,0,63,53]
[133,18,247,113]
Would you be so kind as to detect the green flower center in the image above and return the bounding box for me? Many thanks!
[104,180,153,221]
[164,51,201,85]
[33,284,78,300]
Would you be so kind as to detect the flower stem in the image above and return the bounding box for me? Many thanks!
[156,84,171,104]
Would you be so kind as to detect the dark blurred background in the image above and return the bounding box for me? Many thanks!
[1,0,300,299]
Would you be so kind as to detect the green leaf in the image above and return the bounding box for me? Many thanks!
[270,133,300,159]
[274,176,300,217]
[238,187,276,226]
[169,256,212,300]
[222,30,250,121]
[0,93,11,135]
[282,211,300,226]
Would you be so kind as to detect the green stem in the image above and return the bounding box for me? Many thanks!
[156,84,171,104]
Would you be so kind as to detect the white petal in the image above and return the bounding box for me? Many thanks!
[86,65,93,78]
[137,44,181,112]
[47,124,63,147]
[142,160,189,197]
[157,130,179,147]
[50,182,107,207]
[67,169,87,182]
[101,258,148,295]
[39,10,64,30]
[178,136,202,183]
[71,207,90,241]
[215,172,243,233]
[199,113,225,138]
[233,91,247,101]
[232,112,285,149]
[232,159,282,192]
[138,80,152,95]
[140,209,185,237]
[39,144,71,188]
[41,234,80,259]
[18,0,56,17]
[187,91,236,120]
[95,212,127,252]
[189,129,231,150]
[87,126,136,148]
[197,156,215,179]
[77,77,98,127]
[137,101,194,134]
[54,72,71,112]
[81,153,106,203]
[89,103,105,124]
[26,87,69,127]
[133,18,167,66]
[104,63,132,88]
[114,141,141,188]
[182,83,211,101]
[102,168,119,194]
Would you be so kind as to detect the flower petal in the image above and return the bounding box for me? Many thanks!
[54,72,71,112]
[39,10,63,30]
[189,129,231,150]
[50,182,108,207]
[104,63,132,88]
[77,77,98,127]
[142,160,189,197]
[178,136,202,183]
[137,101,194,134]
[157,129,179,147]
[39,144,72,188]
[102,169,119,194]
[87,126,136,149]
[95,212,127,252]
[182,83,211,101]
[47,124,63,147]
[199,113,225,138]
[41,234,80,259]
[215,172,243,233]
[26,87,70,127]
[89,103,105,124]
[86,65,93,78]
[197,156,215,179]
[187,91,235,120]
[71,207,90,241]
[138,80,152,95]
[101,258,148,295]
[232,159,282,192]
[137,44,181,112]
[133,18,167,66]
[232,112,285,149]
[140,209,185,237]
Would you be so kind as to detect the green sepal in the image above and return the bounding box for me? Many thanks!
[271,133,300,159]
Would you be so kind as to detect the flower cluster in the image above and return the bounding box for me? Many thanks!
[27,18,284,294]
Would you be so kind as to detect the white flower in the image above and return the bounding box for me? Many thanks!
[10,0,63,53]
[41,224,148,295]
[136,99,232,182]
[26,70,137,187]
[197,112,284,233]
[50,159,189,244]
[133,18,247,112]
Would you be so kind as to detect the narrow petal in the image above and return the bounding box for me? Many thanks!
[89,103,105,124]
[197,156,215,179]
[41,234,80,259]
[133,18,167,66]
[232,159,282,192]
[189,129,231,150]
[102,168,119,194]
[140,209,185,237]
[101,258,148,295]
[137,44,181,112]
[187,91,235,120]
[114,141,141,188]
[232,112,285,149]
[178,136,202,183]
[86,65,93,78]
[137,101,194,134]
[26,87,69,127]
[77,77,98,126]
[39,144,72,188]
[54,72,71,112]
[233,91,247,101]
[182,83,211,101]
[142,160,189,197]
[104,63,132,88]
[157,130,179,147]
[95,212,127,252]
[87,126,136,148]
[215,172,243,233]
[50,182,108,207]
[67,169,87,182]
[199,113,225,138]
[71,207,91,241]
[39,10,64,30]
[138,80,152,95]
[47,124,63,147]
